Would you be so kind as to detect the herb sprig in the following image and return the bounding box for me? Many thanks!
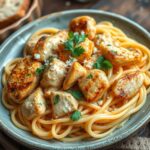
[64,32,87,57]
[86,74,93,79]
[36,65,45,75]
[67,89,84,100]
[93,56,113,70]
[70,110,81,121]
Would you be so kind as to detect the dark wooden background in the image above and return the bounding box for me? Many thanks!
[42,0,150,31]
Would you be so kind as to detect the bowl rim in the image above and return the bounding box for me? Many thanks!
[0,9,150,150]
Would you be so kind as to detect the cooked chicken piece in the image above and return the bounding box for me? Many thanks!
[111,71,144,100]
[24,34,50,56]
[94,33,114,49]
[32,30,68,62]
[63,62,87,90]
[69,16,96,40]
[101,44,142,66]
[57,37,94,63]
[24,28,59,56]
[50,91,78,118]
[98,34,142,66]
[7,57,41,103]
[40,58,67,89]
[77,38,94,63]
[21,88,46,120]
[55,43,71,62]
[78,69,109,102]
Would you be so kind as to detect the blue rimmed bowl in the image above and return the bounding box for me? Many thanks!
[0,9,150,150]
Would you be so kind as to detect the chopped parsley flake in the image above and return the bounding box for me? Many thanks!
[72,46,85,57]
[87,74,93,79]
[54,95,60,105]
[36,56,56,75]
[35,65,45,75]
[67,89,83,100]
[93,56,113,70]
[70,110,81,121]
[102,60,113,69]
[64,32,87,57]
[107,44,112,46]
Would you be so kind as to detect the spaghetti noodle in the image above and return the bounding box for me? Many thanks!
[2,16,150,142]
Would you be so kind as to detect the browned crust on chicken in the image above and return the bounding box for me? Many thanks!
[69,16,96,40]
[78,69,109,102]
[111,71,144,100]
[7,57,41,102]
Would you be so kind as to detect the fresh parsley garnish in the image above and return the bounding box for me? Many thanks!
[102,60,113,69]
[64,40,74,51]
[73,32,87,45]
[93,56,112,70]
[64,32,87,57]
[67,89,83,100]
[54,95,60,105]
[70,110,81,121]
[72,46,85,57]
[36,65,45,75]
[87,74,93,79]
[36,56,56,75]
[93,56,105,69]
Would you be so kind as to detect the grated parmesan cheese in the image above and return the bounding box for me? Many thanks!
[65,57,77,67]
[34,53,40,59]
[93,47,98,54]
[83,59,93,69]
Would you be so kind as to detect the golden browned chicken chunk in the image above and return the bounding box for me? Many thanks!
[40,58,67,89]
[32,30,68,62]
[57,37,94,63]
[50,91,78,118]
[63,62,87,90]
[69,16,96,40]
[77,38,94,63]
[111,71,144,100]
[7,57,41,103]
[24,34,50,56]
[98,34,142,66]
[78,69,109,102]
[24,28,59,56]
[101,44,142,66]
[21,88,46,120]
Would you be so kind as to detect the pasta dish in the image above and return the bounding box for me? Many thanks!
[2,16,150,142]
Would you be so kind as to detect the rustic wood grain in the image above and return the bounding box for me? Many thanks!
[42,0,99,14]
[42,0,150,31]
[92,0,150,31]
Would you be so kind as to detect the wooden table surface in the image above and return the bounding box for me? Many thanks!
[42,0,150,31]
